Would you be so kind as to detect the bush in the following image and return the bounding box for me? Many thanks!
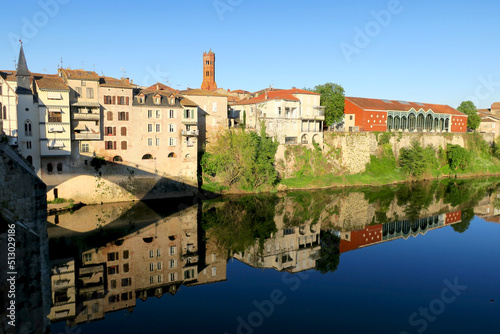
[399,141,437,177]
[446,144,470,170]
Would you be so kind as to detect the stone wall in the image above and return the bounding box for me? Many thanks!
[0,143,50,334]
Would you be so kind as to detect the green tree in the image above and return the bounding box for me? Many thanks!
[457,100,481,131]
[315,230,341,274]
[313,83,345,126]
[451,208,474,233]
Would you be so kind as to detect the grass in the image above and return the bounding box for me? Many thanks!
[48,198,68,204]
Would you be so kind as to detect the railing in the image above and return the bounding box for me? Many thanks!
[182,118,197,124]
[181,130,199,136]
[73,112,100,121]
[73,133,101,140]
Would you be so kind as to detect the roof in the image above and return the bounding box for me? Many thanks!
[345,97,466,116]
[99,76,133,89]
[0,70,17,82]
[60,68,99,81]
[133,89,182,107]
[179,89,227,97]
[180,97,198,107]
[492,102,500,110]
[232,89,303,106]
[17,45,30,77]
[232,89,252,94]
[146,82,177,93]
[35,76,70,91]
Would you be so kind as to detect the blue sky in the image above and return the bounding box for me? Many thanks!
[1,0,499,108]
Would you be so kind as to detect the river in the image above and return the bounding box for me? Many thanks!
[46,178,500,334]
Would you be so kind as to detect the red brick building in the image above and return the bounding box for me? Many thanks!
[344,97,468,133]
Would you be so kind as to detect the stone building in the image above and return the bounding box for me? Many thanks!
[344,97,468,133]
[231,88,325,145]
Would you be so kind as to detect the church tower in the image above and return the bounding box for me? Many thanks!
[201,50,217,91]
[16,44,41,174]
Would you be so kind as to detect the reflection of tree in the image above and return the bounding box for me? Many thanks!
[451,208,474,233]
[315,230,341,274]
[396,181,436,220]
[283,191,329,226]
[202,195,278,255]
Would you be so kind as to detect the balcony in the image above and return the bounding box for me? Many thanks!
[182,118,197,125]
[73,112,100,121]
[73,132,101,140]
[182,129,199,136]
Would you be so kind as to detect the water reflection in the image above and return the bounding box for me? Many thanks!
[47,179,500,328]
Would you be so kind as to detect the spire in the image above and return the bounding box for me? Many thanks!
[16,43,30,77]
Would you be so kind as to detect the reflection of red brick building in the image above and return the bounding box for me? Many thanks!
[339,224,383,253]
[445,211,462,225]
[344,97,467,133]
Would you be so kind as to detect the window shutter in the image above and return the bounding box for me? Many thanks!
[121,127,126,136]
[113,127,116,136]
[112,96,116,105]
[126,96,129,105]
[126,112,129,121]
[122,141,127,150]
[113,141,117,150]
[107,111,113,121]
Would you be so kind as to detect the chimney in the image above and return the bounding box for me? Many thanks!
[156,84,159,90]
[228,89,231,92]
[124,78,130,84]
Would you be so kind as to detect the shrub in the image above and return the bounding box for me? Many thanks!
[446,144,470,170]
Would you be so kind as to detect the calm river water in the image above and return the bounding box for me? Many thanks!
[47,178,500,334]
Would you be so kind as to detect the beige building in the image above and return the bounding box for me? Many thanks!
[35,75,72,174]
[231,88,325,145]
[0,70,18,142]
[180,89,228,149]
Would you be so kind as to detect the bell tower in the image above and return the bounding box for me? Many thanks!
[201,50,217,91]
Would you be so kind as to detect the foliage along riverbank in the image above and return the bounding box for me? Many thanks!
[201,129,500,194]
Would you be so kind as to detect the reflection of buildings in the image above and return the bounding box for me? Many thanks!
[474,192,500,223]
[338,212,462,253]
[48,204,227,327]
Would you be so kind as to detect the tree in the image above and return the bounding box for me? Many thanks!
[457,100,481,131]
[313,83,345,126]
[451,208,473,233]
[315,230,341,274]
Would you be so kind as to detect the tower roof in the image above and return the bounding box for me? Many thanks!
[16,44,30,77]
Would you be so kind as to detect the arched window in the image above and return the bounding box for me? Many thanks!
[301,134,308,144]
[394,116,401,130]
[401,116,407,131]
[113,156,123,162]
[416,114,425,132]
[434,118,439,131]
[47,163,53,174]
[425,114,433,131]
[26,155,33,165]
[57,163,63,174]
[387,115,393,131]
[408,114,416,132]
[168,152,176,158]
[142,154,153,160]
[185,153,190,158]
[25,120,32,136]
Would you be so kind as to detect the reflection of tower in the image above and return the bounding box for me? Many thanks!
[201,50,217,91]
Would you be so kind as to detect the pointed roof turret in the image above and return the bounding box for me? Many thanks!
[16,44,30,77]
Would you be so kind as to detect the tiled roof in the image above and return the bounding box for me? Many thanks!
[180,89,227,97]
[0,70,18,82]
[61,68,99,81]
[35,76,70,91]
[232,89,252,94]
[99,76,133,89]
[146,82,177,93]
[180,97,198,107]
[232,89,301,106]
[346,97,466,116]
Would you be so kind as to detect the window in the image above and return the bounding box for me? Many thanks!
[150,263,155,271]
[107,111,113,121]
[104,96,112,104]
[118,96,126,105]
[212,102,217,111]
[149,276,154,284]
[157,249,161,257]
[81,80,86,86]
[110,280,117,289]
[108,252,119,261]
[26,141,32,149]
[48,111,62,122]
[24,120,32,136]
[169,273,176,282]
[105,126,115,136]
[212,267,217,277]
[86,88,94,99]
[184,269,194,279]
[118,112,129,121]
[81,143,90,153]
[155,97,161,105]
[121,141,127,150]
[156,110,160,118]
[122,251,129,260]
[170,246,176,255]
[169,259,176,268]
[155,124,161,132]
[157,275,163,283]
[83,253,92,262]
[168,152,176,158]
[121,278,131,287]
[157,262,162,270]
[156,138,160,146]
[148,110,152,119]
[75,87,82,97]
[169,110,175,119]
[113,156,123,162]
[149,250,154,258]
[148,138,152,146]
[122,292,132,301]
[123,263,129,273]
[169,138,176,146]
[108,265,119,275]
[147,124,153,132]
[169,124,175,133]
[142,154,153,160]
[349,115,353,120]
[121,127,127,136]
[105,141,116,150]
